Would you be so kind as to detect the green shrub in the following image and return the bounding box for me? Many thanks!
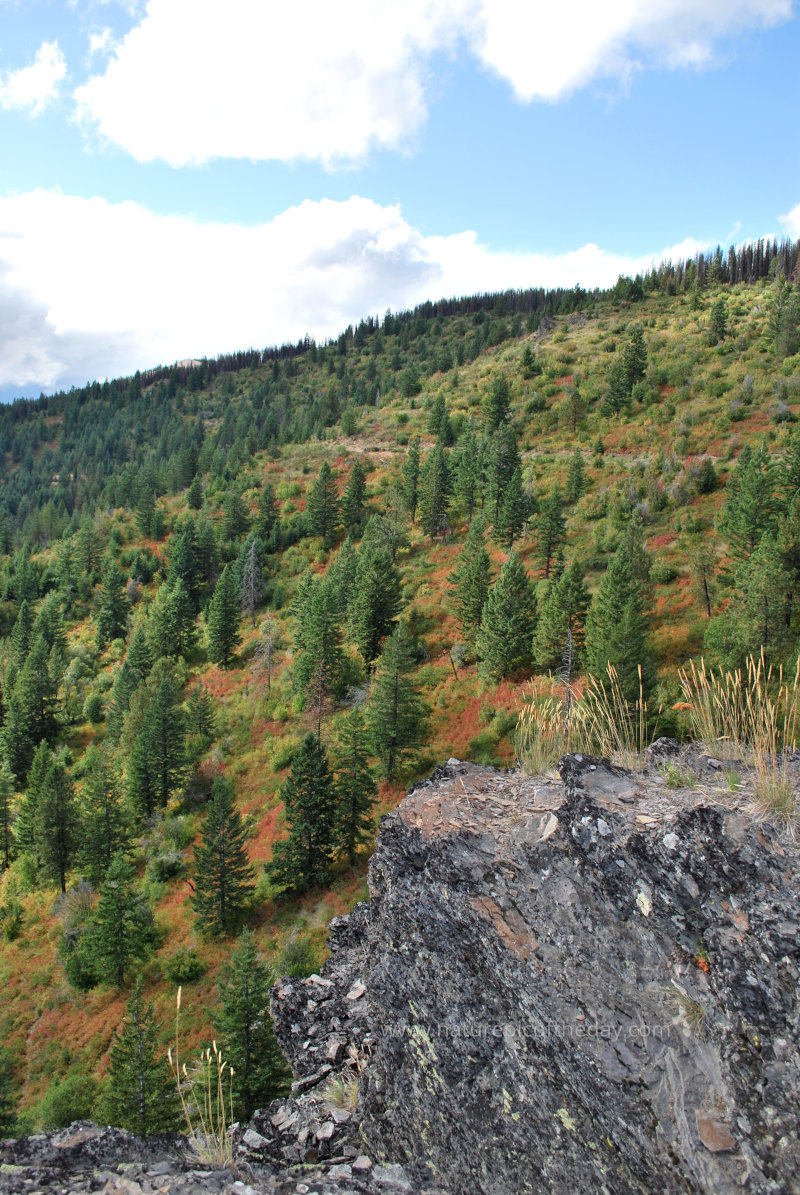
[164,947,205,985]
[37,1073,99,1129]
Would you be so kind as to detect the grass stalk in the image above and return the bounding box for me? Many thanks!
[167,986,235,1166]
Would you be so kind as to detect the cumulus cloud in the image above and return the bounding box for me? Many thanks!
[0,188,710,395]
[73,0,794,165]
[0,41,67,114]
[779,202,800,238]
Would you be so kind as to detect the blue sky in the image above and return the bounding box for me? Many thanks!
[1,0,799,399]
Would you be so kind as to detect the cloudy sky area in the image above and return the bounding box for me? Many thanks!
[1,0,799,399]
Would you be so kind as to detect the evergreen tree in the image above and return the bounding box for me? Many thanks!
[401,437,421,523]
[185,683,218,740]
[0,1047,16,1136]
[710,532,794,665]
[293,577,348,715]
[603,357,630,415]
[207,564,242,666]
[520,345,540,378]
[349,542,402,665]
[584,543,656,702]
[341,459,368,531]
[253,615,281,694]
[16,634,60,745]
[222,491,250,542]
[0,760,15,871]
[719,443,778,560]
[187,475,203,511]
[269,734,338,892]
[476,551,536,680]
[258,482,277,542]
[494,467,529,548]
[483,374,511,431]
[485,426,521,524]
[0,692,33,787]
[306,461,340,546]
[214,930,290,1120]
[533,559,590,673]
[191,777,254,936]
[9,600,33,671]
[88,853,154,987]
[36,760,77,893]
[96,559,129,649]
[689,541,716,618]
[14,740,52,858]
[367,624,429,781]
[168,520,200,607]
[454,421,481,524]
[107,628,153,744]
[426,394,453,443]
[147,583,180,661]
[128,676,186,818]
[708,298,728,344]
[565,448,586,504]
[333,708,377,865]
[448,521,492,642]
[622,324,647,389]
[76,745,131,886]
[536,489,567,578]
[101,977,180,1136]
[418,442,451,539]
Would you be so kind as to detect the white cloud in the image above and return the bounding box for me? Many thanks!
[0,188,710,394]
[88,29,114,58]
[779,202,800,238]
[73,0,794,165]
[0,41,67,114]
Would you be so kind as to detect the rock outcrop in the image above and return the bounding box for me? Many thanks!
[3,750,799,1194]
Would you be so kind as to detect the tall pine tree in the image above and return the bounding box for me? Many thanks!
[269,734,338,892]
[191,778,254,936]
[476,551,536,680]
[100,977,180,1135]
[207,564,242,667]
[367,624,429,781]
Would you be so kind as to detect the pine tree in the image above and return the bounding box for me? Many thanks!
[0,760,15,871]
[448,521,492,642]
[293,577,348,714]
[101,977,180,1135]
[584,543,656,702]
[708,298,728,344]
[9,600,33,671]
[401,437,421,523]
[426,393,453,443]
[333,708,377,865]
[88,853,154,987]
[36,760,77,893]
[454,421,481,524]
[185,683,218,740]
[14,740,52,858]
[536,489,567,578]
[168,520,200,607]
[565,448,586,504]
[483,374,511,431]
[341,459,368,532]
[253,614,281,693]
[714,532,794,664]
[258,482,278,542]
[0,1046,16,1136]
[214,930,290,1121]
[187,475,203,511]
[494,467,529,548]
[76,745,131,886]
[306,461,340,547]
[476,551,536,680]
[222,491,250,542]
[533,559,590,673]
[269,734,338,892]
[0,692,33,788]
[129,676,186,818]
[207,564,242,667]
[622,324,647,389]
[720,443,778,560]
[96,560,129,649]
[349,542,402,665]
[191,778,254,936]
[16,634,60,745]
[418,442,451,539]
[689,541,716,618]
[603,357,630,415]
[367,624,429,781]
[147,583,180,661]
[485,426,521,524]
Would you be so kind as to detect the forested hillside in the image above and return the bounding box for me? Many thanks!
[0,238,799,1133]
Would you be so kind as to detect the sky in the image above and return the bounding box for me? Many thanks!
[1,0,800,401]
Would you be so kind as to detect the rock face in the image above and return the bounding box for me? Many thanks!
[3,752,799,1194]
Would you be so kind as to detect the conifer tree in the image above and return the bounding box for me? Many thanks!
[367,624,429,781]
[76,745,131,886]
[107,628,153,744]
[689,541,716,618]
[584,543,656,702]
[709,532,794,665]
[14,740,52,858]
[418,442,451,539]
[168,520,200,608]
[191,778,254,936]
[9,600,33,671]
[483,374,511,431]
[533,559,590,673]
[16,634,60,745]
[0,692,32,787]
[306,461,340,546]
[0,760,15,871]
[128,676,186,818]
[207,564,242,666]
[269,734,338,892]
[293,577,348,703]
[495,466,529,548]
[214,930,290,1120]
[333,708,377,865]
[536,489,567,578]
[88,853,154,987]
[565,448,586,504]
[720,443,778,560]
[187,475,203,511]
[185,683,218,740]
[222,491,250,542]
[258,482,277,542]
[36,760,77,893]
[476,551,536,680]
[147,583,180,661]
[341,459,368,532]
[622,324,647,389]
[708,298,728,344]
[101,977,180,1136]
[0,1046,15,1136]
[485,426,521,524]
[448,521,492,642]
[349,542,402,665]
[96,559,129,649]
[326,537,358,617]
[253,614,281,694]
[426,393,453,443]
[454,421,481,524]
[401,437,421,523]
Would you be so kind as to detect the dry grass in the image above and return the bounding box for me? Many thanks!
[679,652,799,826]
[168,987,235,1167]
